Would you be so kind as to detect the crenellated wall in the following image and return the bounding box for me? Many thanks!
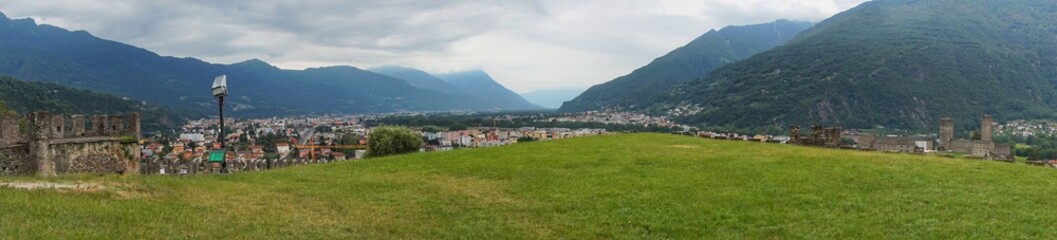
[0,112,141,176]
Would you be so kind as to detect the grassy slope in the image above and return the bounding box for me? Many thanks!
[2,133,1057,239]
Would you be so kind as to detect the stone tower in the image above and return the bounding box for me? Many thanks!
[981,114,993,142]
[939,117,953,150]
[789,125,800,144]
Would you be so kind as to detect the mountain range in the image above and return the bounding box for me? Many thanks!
[368,66,541,110]
[647,0,1057,132]
[559,20,814,112]
[368,66,463,94]
[0,12,538,119]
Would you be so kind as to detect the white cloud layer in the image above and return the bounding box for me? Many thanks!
[0,0,868,92]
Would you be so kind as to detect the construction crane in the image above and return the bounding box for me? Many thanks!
[294,131,366,160]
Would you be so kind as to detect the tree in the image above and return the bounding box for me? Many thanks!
[421,125,443,133]
[367,126,422,158]
[0,101,15,116]
[340,133,361,145]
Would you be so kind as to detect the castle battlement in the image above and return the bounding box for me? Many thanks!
[0,112,141,176]
[0,112,140,146]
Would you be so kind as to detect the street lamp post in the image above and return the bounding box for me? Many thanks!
[212,75,229,173]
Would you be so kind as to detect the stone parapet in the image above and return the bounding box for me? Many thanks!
[0,112,141,176]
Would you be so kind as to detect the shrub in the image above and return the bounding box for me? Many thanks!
[0,101,14,116]
[367,126,422,158]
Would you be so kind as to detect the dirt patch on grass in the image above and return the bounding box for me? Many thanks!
[669,145,698,149]
[0,181,150,198]
[0,182,105,192]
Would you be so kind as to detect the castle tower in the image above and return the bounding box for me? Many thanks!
[981,114,993,142]
[28,112,56,176]
[939,117,953,150]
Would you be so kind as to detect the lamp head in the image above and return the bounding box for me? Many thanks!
[211,75,228,97]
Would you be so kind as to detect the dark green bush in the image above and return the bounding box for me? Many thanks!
[367,127,422,158]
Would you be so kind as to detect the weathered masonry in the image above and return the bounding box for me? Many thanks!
[0,112,140,176]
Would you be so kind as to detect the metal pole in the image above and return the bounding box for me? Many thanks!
[219,95,227,173]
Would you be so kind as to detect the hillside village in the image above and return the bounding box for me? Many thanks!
[140,114,607,174]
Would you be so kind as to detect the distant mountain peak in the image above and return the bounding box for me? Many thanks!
[9,16,35,26]
[234,58,277,68]
[368,66,463,94]
[436,70,542,110]
[436,70,492,85]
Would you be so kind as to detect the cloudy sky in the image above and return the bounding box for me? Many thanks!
[0,0,867,93]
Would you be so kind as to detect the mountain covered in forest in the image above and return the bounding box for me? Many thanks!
[559,20,814,112]
[370,66,542,110]
[435,71,541,110]
[0,12,533,118]
[368,66,461,94]
[0,75,179,131]
[648,0,1057,132]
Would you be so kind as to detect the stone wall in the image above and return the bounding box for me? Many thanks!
[49,140,139,174]
[859,136,928,153]
[0,145,31,175]
[789,125,841,148]
[0,112,140,176]
[950,139,973,154]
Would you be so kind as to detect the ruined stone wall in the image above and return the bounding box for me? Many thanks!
[0,145,31,176]
[875,142,916,153]
[789,125,842,148]
[788,126,801,144]
[994,144,1012,156]
[0,112,140,176]
[971,141,994,158]
[856,134,876,149]
[49,140,139,174]
[950,139,973,153]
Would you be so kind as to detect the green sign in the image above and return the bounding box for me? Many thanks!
[209,150,226,162]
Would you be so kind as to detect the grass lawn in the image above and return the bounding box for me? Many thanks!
[2,133,1057,239]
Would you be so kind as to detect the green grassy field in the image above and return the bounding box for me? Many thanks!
[2,133,1057,239]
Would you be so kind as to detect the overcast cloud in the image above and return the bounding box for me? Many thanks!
[0,0,868,92]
